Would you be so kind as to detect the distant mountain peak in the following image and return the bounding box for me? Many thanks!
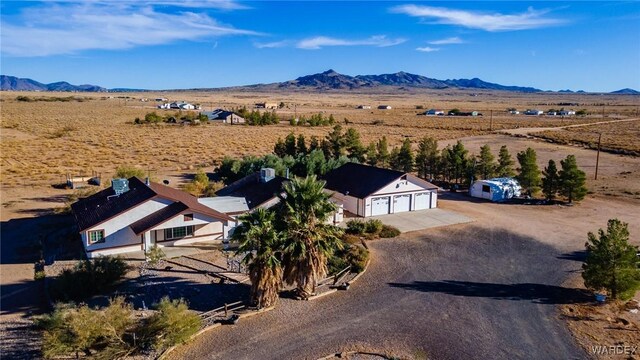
[1,75,105,92]
[611,88,639,95]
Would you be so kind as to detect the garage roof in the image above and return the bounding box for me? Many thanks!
[323,162,437,199]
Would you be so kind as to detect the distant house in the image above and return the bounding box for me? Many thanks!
[322,163,438,217]
[255,102,278,109]
[203,109,245,124]
[158,103,171,109]
[378,105,392,110]
[509,110,520,115]
[155,98,168,102]
[559,110,576,116]
[357,105,372,110]
[449,111,481,116]
[71,177,234,258]
[425,109,445,116]
[524,109,544,115]
[547,111,557,116]
[179,103,196,110]
[469,178,521,202]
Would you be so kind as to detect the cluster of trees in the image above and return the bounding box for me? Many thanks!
[215,125,587,203]
[182,169,224,197]
[235,107,280,126]
[232,176,347,306]
[583,219,640,300]
[134,111,207,125]
[289,113,336,126]
[36,297,201,359]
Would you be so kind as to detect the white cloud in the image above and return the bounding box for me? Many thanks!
[429,36,463,45]
[391,4,565,32]
[254,40,290,49]
[416,46,440,52]
[296,35,406,50]
[1,1,257,57]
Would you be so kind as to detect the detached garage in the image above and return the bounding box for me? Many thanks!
[323,163,439,217]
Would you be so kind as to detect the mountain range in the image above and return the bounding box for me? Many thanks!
[2,72,637,94]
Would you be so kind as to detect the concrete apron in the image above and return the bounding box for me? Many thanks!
[369,208,474,233]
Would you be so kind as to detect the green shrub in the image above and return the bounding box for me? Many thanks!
[143,297,202,351]
[342,234,362,245]
[346,219,367,235]
[50,257,129,302]
[35,270,46,281]
[364,219,383,235]
[114,165,145,179]
[16,95,33,102]
[379,225,401,238]
[36,297,135,359]
[345,245,369,273]
[146,245,166,266]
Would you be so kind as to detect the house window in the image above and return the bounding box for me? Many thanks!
[482,185,491,193]
[164,226,194,240]
[183,213,194,221]
[88,230,105,244]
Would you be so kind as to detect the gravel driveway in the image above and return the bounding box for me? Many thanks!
[167,193,640,360]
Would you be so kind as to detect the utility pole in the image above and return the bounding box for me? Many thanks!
[489,109,493,131]
[594,132,602,180]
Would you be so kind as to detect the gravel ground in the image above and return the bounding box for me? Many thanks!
[168,194,640,360]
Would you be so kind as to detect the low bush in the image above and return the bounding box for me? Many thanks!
[345,245,369,273]
[142,297,202,351]
[146,245,166,266]
[379,225,401,238]
[36,297,135,359]
[50,257,129,302]
[345,219,366,235]
[36,296,200,359]
[364,219,383,235]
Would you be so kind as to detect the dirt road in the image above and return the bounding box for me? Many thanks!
[169,194,640,360]
[497,117,639,136]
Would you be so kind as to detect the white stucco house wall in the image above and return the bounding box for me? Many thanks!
[323,163,439,217]
[72,177,234,258]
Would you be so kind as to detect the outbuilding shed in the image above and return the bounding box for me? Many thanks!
[469,178,521,202]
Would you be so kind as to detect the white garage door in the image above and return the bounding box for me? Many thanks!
[393,194,411,213]
[371,196,390,216]
[414,192,431,210]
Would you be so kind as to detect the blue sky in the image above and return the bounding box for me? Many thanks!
[1,1,639,92]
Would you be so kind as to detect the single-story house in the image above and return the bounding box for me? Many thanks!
[524,109,544,115]
[255,102,278,109]
[71,177,234,258]
[378,105,392,110]
[322,163,438,217]
[469,178,521,202]
[509,110,520,115]
[425,109,445,116]
[203,109,245,124]
[547,111,557,116]
[559,110,576,116]
[357,105,372,110]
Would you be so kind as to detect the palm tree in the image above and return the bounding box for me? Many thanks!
[278,175,343,299]
[233,208,283,309]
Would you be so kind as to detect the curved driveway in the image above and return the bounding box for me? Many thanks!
[170,195,640,360]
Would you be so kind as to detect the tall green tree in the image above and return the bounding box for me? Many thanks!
[326,125,345,158]
[273,138,287,158]
[496,145,516,178]
[284,133,297,157]
[516,147,541,196]
[278,176,343,299]
[396,138,414,173]
[344,128,365,162]
[233,208,283,308]
[541,159,560,200]
[365,142,378,166]
[559,155,588,203]
[376,136,390,168]
[583,219,640,300]
[449,141,469,183]
[309,136,320,152]
[476,144,497,179]
[415,136,439,179]
[296,134,308,155]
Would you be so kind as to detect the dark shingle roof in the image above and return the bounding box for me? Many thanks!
[71,177,156,232]
[215,173,287,210]
[129,202,188,235]
[323,162,437,198]
[71,177,233,232]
